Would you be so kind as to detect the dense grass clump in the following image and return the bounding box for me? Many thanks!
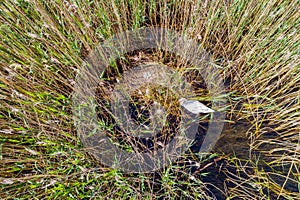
[1,0,299,199]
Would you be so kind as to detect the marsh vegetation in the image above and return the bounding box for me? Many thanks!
[0,0,299,199]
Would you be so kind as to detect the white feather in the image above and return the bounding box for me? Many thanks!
[179,98,214,114]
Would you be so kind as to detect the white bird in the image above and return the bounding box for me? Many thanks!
[179,98,215,114]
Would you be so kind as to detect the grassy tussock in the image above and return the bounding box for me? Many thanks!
[0,0,299,199]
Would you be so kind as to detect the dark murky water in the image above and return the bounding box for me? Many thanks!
[194,121,299,199]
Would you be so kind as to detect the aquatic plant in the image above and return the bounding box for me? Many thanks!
[0,0,299,199]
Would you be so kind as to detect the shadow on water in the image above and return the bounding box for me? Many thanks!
[189,120,299,199]
[186,120,252,199]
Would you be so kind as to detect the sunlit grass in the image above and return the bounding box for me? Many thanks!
[1,0,299,199]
